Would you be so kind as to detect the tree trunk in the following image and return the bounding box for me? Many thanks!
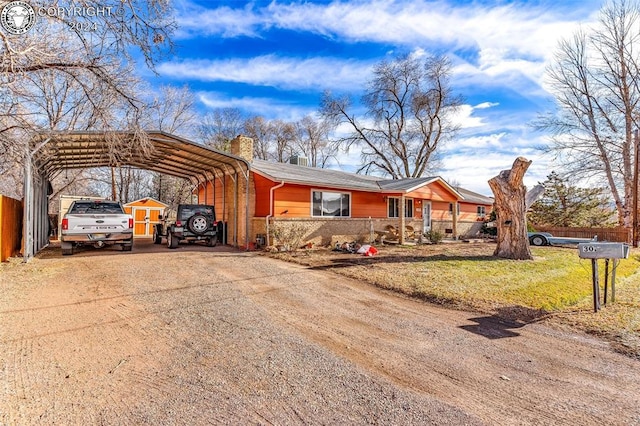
[488,157,533,260]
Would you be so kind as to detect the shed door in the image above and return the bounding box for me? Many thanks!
[133,208,149,237]
[131,207,164,237]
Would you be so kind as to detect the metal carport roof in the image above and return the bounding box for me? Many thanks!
[23,131,251,260]
[38,131,249,183]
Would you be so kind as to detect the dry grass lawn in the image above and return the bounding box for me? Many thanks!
[269,242,640,358]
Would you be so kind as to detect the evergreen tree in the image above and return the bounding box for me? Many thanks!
[528,172,616,227]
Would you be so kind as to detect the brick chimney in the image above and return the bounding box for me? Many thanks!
[230,135,254,162]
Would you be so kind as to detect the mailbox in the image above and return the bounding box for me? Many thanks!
[577,242,629,260]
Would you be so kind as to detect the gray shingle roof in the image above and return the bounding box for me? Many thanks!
[252,159,381,191]
[251,159,491,204]
[377,177,439,191]
[455,187,494,204]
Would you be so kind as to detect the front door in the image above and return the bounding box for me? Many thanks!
[423,202,432,233]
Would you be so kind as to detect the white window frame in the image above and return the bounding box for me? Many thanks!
[388,197,414,218]
[477,205,486,217]
[311,190,351,217]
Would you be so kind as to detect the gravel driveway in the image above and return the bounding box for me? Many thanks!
[1,241,639,425]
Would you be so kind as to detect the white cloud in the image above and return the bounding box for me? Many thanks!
[475,102,499,110]
[198,91,313,121]
[174,0,597,85]
[158,55,373,91]
[451,102,501,129]
[441,131,553,195]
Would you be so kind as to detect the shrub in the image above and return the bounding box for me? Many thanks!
[425,230,444,244]
[269,220,309,251]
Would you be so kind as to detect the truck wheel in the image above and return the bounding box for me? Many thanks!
[188,214,208,235]
[168,232,179,249]
[207,236,217,247]
[122,239,133,251]
[61,241,73,256]
[153,227,162,244]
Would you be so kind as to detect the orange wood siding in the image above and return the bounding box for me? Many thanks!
[459,201,492,221]
[273,184,313,217]
[431,201,451,221]
[254,173,277,217]
[206,170,493,222]
[430,200,493,222]
[406,181,458,202]
[352,192,387,218]
[270,183,389,218]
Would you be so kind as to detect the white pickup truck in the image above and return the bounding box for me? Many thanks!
[60,200,133,255]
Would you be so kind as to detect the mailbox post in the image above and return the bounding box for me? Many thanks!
[577,242,629,312]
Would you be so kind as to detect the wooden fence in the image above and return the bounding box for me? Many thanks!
[0,195,23,262]
[534,226,630,243]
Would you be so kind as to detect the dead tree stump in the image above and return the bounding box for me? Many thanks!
[488,157,533,260]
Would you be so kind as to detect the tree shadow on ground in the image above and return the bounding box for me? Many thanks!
[459,306,550,340]
[307,253,500,270]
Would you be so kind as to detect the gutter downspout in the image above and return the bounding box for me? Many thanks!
[266,181,285,247]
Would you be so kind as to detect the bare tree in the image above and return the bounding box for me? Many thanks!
[141,85,201,206]
[294,115,336,167]
[0,0,175,195]
[271,120,296,163]
[145,85,199,137]
[321,53,462,178]
[199,108,246,151]
[243,116,272,160]
[242,116,296,162]
[537,0,640,226]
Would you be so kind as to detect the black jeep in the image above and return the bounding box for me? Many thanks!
[154,204,218,249]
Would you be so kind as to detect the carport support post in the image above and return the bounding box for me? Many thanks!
[23,138,50,262]
[233,171,238,247]
[244,166,250,250]
[23,144,33,262]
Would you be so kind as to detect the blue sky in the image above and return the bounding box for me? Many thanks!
[146,0,605,195]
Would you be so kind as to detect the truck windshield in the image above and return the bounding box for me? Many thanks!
[69,202,124,214]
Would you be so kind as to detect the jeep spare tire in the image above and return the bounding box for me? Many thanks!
[188,214,208,234]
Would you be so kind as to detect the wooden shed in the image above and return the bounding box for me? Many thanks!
[123,198,168,238]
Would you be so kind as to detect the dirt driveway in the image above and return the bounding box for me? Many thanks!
[1,240,639,425]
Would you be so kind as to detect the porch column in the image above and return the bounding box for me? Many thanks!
[453,201,458,239]
[400,195,406,245]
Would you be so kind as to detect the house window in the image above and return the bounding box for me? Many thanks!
[477,206,486,217]
[312,191,350,217]
[388,198,413,218]
[449,203,460,215]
